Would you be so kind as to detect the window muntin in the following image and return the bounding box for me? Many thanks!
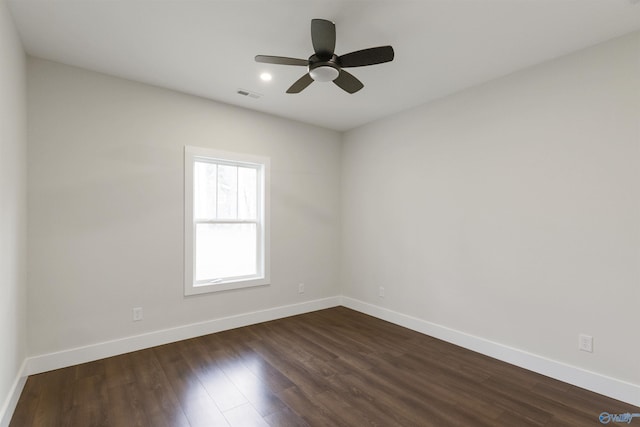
[185,146,269,295]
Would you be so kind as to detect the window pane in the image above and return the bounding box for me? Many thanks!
[194,161,216,219]
[238,167,257,219]
[217,165,238,219]
[195,223,257,282]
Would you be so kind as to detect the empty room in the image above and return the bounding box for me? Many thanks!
[1,0,639,426]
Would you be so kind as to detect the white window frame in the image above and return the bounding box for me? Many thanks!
[184,146,270,295]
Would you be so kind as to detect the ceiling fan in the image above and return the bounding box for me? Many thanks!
[255,18,394,94]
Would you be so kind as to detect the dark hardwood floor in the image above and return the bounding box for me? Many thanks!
[10,307,638,426]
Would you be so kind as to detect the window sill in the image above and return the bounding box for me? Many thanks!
[184,277,270,296]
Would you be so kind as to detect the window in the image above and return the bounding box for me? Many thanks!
[184,146,270,295]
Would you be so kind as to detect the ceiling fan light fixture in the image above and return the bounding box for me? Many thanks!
[309,65,339,82]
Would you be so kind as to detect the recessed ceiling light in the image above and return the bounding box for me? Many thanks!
[260,72,272,82]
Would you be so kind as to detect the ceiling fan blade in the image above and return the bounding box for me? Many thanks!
[333,69,364,94]
[255,55,309,66]
[311,19,336,58]
[339,46,394,68]
[286,73,314,93]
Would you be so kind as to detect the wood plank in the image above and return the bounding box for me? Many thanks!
[263,405,310,427]
[127,348,191,427]
[223,403,270,427]
[151,342,229,427]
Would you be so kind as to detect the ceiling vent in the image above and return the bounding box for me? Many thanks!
[237,89,261,99]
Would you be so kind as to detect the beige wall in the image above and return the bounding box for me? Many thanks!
[0,0,27,421]
[341,32,640,385]
[27,58,342,355]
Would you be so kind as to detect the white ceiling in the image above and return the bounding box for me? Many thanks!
[8,0,640,131]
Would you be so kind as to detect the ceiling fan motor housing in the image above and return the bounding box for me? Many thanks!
[308,54,340,82]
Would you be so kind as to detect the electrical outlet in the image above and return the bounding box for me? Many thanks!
[133,307,143,322]
[379,286,385,298]
[298,283,305,294]
[578,334,593,352]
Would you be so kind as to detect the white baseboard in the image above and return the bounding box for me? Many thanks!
[26,296,341,376]
[340,296,640,407]
[0,360,28,427]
